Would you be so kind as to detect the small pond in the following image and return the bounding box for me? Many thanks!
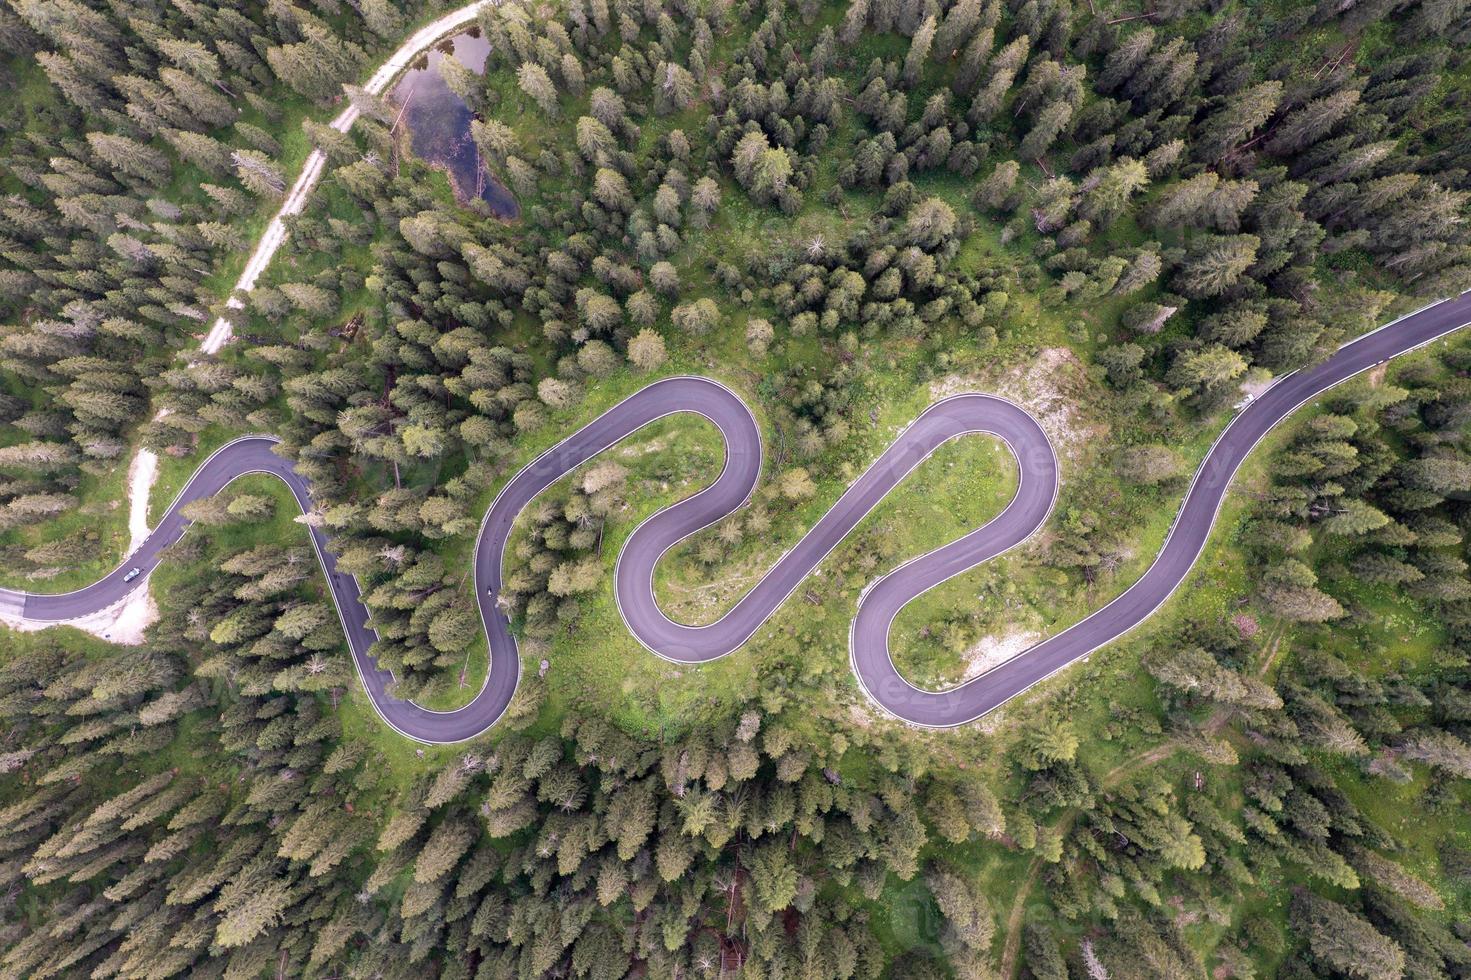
[391,31,520,220]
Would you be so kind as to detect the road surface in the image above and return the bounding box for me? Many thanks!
[114,3,497,567]
[199,1,493,356]
[3,294,1468,740]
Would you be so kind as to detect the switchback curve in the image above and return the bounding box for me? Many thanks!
[2,293,1468,741]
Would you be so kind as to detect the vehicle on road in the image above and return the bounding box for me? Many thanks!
[2,295,1468,742]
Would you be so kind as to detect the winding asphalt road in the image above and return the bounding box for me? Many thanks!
[2,294,1468,740]
[198,1,492,356]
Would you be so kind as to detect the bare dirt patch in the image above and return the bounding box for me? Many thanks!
[959,628,1042,682]
[931,347,1107,464]
[0,584,157,645]
[2,442,163,645]
[126,447,159,555]
[619,436,670,458]
[1237,373,1273,404]
[659,558,773,624]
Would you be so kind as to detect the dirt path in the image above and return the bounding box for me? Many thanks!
[998,854,1045,978]
[999,620,1288,975]
[996,744,1170,978]
[73,1,498,644]
[1005,737,1190,970]
[1256,623,1289,677]
[198,1,493,355]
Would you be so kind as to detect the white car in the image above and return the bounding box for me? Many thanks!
[123,567,142,583]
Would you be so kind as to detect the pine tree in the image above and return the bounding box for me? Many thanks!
[86,133,170,184]
[1257,559,1344,622]
[592,167,633,211]
[213,858,295,948]
[746,318,775,356]
[163,128,234,176]
[1289,890,1405,980]
[232,149,286,197]
[672,298,721,335]
[926,866,995,953]
[1266,89,1361,156]
[413,817,476,883]
[1319,498,1389,536]
[1198,81,1283,162]
[358,0,402,37]
[1098,27,1155,93]
[517,62,559,115]
[1399,729,1471,778]
[1018,721,1079,770]
[973,160,1019,211]
[1173,235,1260,298]
[839,0,870,44]
[749,840,799,912]
[1399,455,1471,495]
[606,779,656,859]
[903,197,957,249]
[1078,157,1149,228]
[1166,344,1247,399]
[161,67,235,127]
[1023,921,1068,980]
[1201,304,1268,347]
[933,0,982,61]
[655,62,697,112]
[1019,99,1072,160]
[561,53,586,96]
[903,15,936,86]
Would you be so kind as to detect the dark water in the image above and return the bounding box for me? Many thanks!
[392,31,520,220]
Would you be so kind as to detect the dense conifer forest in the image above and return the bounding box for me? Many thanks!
[0,0,1470,976]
